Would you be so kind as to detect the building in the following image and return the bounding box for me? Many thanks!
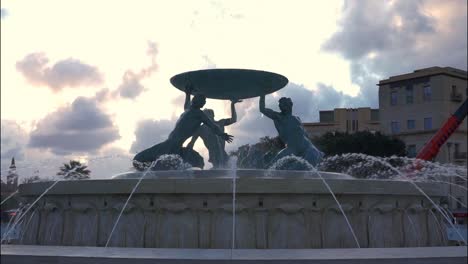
[378,66,467,165]
[303,107,380,137]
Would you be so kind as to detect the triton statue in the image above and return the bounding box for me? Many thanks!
[259,94,324,166]
[133,84,233,169]
[187,100,242,168]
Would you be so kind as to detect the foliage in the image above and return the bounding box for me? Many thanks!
[57,160,91,180]
[21,175,42,184]
[231,136,285,169]
[311,131,406,157]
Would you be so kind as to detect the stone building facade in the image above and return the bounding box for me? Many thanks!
[378,66,467,165]
[303,108,380,138]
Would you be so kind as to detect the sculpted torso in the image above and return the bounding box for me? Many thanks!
[168,109,205,144]
[274,114,310,152]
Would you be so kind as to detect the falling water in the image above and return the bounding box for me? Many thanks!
[19,208,39,242]
[447,194,467,208]
[405,211,421,247]
[1,206,24,243]
[105,161,156,247]
[428,209,447,243]
[269,155,361,248]
[0,190,18,205]
[312,168,361,248]
[1,166,86,244]
[359,155,467,245]
[1,179,62,244]
[229,157,238,253]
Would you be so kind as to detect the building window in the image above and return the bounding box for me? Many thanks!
[391,121,400,134]
[350,120,359,132]
[320,111,334,122]
[454,143,460,155]
[371,109,379,121]
[452,85,457,94]
[390,91,398,105]
[407,145,417,158]
[407,120,415,130]
[423,83,432,101]
[406,86,413,104]
[424,117,432,130]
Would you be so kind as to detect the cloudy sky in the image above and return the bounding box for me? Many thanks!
[1,0,466,179]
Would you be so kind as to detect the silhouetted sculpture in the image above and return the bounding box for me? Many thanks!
[133,84,233,169]
[259,95,323,166]
[187,100,241,168]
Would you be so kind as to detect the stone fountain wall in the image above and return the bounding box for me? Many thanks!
[15,177,449,248]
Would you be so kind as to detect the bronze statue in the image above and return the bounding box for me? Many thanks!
[133,84,233,169]
[259,94,323,166]
[187,100,241,168]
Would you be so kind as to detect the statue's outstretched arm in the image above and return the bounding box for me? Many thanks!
[200,111,233,143]
[259,95,279,119]
[222,99,242,126]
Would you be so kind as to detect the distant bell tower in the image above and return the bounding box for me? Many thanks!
[6,157,18,192]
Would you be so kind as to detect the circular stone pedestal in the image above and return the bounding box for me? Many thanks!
[15,170,450,249]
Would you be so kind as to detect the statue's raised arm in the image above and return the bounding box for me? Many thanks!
[184,83,194,110]
[220,99,242,126]
[259,95,280,120]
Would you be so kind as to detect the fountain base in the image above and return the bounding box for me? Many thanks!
[14,171,451,248]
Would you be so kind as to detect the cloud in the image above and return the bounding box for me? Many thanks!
[209,0,244,19]
[130,119,175,154]
[16,53,103,91]
[202,55,217,69]
[322,0,467,107]
[323,0,435,60]
[28,96,120,155]
[1,8,8,19]
[115,41,158,99]
[1,120,28,161]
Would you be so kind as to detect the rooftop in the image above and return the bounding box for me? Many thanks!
[378,66,468,85]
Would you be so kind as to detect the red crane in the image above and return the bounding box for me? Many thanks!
[416,98,467,161]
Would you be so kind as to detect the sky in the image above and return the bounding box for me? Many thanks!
[1,0,467,180]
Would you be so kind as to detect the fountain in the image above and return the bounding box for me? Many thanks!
[1,69,466,263]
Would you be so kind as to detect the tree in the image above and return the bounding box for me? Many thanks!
[230,136,285,169]
[311,131,406,157]
[57,160,91,180]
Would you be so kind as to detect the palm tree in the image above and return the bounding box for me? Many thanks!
[57,160,91,180]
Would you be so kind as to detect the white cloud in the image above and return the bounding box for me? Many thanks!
[115,41,159,99]
[28,96,120,155]
[16,53,103,91]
